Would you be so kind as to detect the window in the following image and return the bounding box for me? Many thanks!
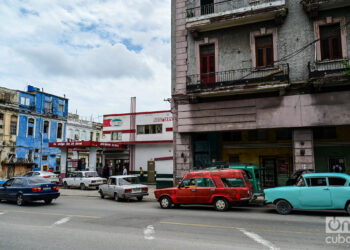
[248,130,269,141]
[20,97,25,105]
[4,93,11,103]
[57,123,63,139]
[0,113,3,131]
[109,178,116,185]
[12,178,24,186]
[221,178,245,187]
[197,178,216,187]
[314,127,337,139]
[306,177,327,186]
[42,155,48,161]
[223,132,242,142]
[320,24,342,60]
[27,118,35,136]
[43,121,49,134]
[111,131,122,141]
[58,103,65,112]
[276,129,292,140]
[329,157,345,173]
[45,101,52,113]
[96,133,100,141]
[229,155,240,164]
[328,177,346,186]
[200,0,214,15]
[256,35,274,68]
[180,178,196,188]
[10,115,17,135]
[90,132,94,141]
[137,124,162,134]
[200,44,215,84]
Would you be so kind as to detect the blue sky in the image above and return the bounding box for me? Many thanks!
[0,0,171,121]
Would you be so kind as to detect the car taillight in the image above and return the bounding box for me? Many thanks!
[52,186,59,191]
[125,189,132,193]
[103,180,107,183]
[91,180,96,183]
[42,176,49,178]
[142,187,148,192]
[32,187,42,192]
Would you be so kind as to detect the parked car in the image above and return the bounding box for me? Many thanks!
[264,173,350,215]
[63,171,106,190]
[285,169,314,186]
[23,171,59,184]
[154,169,253,211]
[99,175,148,201]
[0,177,60,206]
[0,178,5,185]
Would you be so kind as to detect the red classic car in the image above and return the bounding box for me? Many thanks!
[154,169,253,211]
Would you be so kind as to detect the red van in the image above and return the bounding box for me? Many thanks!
[154,169,253,211]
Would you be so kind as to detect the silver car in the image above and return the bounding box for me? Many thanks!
[99,175,148,201]
[23,171,59,184]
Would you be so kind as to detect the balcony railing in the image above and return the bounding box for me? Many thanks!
[186,0,284,19]
[186,64,289,92]
[308,59,350,78]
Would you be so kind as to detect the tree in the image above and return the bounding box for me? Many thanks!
[344,60,350,75]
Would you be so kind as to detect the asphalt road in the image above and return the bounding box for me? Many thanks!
[0,195,349,250]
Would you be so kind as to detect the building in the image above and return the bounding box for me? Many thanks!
[172,0,350,186]
[0,87,21,178]
[103,103,173,187]
[16,86,68,172]
[66,113,103,169]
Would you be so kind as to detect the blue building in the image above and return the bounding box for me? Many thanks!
[16,86,68,172]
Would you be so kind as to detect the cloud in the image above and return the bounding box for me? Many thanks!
[0,0,171,119]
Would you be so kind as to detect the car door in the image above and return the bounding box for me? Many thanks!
[299,177,332,208]
[8,178,25,200]
[177,178,197,203]
[327,177,348,209]
[0,179,14,200]
[75,172,83,187]
[196,178,216,204]
[107,178,116,196]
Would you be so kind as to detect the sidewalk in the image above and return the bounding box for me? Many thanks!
[59,185,157,200]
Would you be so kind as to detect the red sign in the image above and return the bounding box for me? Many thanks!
[49,141,126,149]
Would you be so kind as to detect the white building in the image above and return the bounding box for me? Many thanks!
[103,110,173,188]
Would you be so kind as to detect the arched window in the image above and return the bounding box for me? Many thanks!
[10,115,17,135]
[27,118,35,137]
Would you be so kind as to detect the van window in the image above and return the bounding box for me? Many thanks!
[197,178,215,187]
[221,178,245,188]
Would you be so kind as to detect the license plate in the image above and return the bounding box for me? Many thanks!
[43,187,51,191]
[132,188,141,193]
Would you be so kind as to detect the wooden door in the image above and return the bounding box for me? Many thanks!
[200,44,215,84]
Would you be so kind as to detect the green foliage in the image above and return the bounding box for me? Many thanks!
[344,60,350,75]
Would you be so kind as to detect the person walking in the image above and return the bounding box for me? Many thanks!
[123,165,128,175]
[139,167,144,182]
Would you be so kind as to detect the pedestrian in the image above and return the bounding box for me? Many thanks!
[140,167,144,182]
[103,165,108,178]
[123,165,128,175]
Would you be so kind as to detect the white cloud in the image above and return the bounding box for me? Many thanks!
[0,0,171,120]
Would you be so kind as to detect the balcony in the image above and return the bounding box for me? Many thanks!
[301,0,350,18]
[186,64,289,96]
[185,0,287,32]
[308,59,350,85]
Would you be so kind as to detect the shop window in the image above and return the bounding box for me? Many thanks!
[256,35,274,68]
[200,44,215,84]
[320,24,342,60]
[276,129,292,140]
[328,177,346,186]
[223,132,242,142]
[313,127,337,139]
[43,121,49,134]
[27,118,35,137]
[10,115,17,135]
[248,130,269,141]
[57,123,63,139]
[137,124,162,134]
[200,0,214,15]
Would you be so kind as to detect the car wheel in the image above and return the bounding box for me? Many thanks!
[114,193,122,202]
[346,203,350,215]
[44,199,52,205]
[80,183,86,190]
[63,182,69,189]
[159,196,172,209]
[214,198,229,212]
[137,196,143,201]
[99,190,104,199]
[16,194,24,206]
[275,200,292,215]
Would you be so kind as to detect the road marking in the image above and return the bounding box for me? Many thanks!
[160,221,325,236]
[53,217,71,226]
[0,212,5,215]
[240,229,279,250]
[144,225,155,240]
[0,210,100,219]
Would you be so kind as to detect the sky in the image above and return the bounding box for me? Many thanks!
[0,0,171,122]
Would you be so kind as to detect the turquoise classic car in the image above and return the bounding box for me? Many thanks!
[264,173,350,215]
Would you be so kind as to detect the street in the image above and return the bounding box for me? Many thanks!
[0,192,348,250]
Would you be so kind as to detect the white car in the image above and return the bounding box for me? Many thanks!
[63,171,106,190]
[99,175,148,201]
[23,171,59,184]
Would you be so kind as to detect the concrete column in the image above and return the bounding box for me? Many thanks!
[60,148,68,180]
[293,129,315,171]
[88,147,98,171]
[174,132,192,185]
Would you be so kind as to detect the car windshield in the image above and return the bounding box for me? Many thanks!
[28,177,51,184]
[119,177,140,185]
[85,172,98,178]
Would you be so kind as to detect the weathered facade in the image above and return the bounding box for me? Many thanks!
[0,87,20,178]
[172,0,350,186]
[16,86,68,172]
